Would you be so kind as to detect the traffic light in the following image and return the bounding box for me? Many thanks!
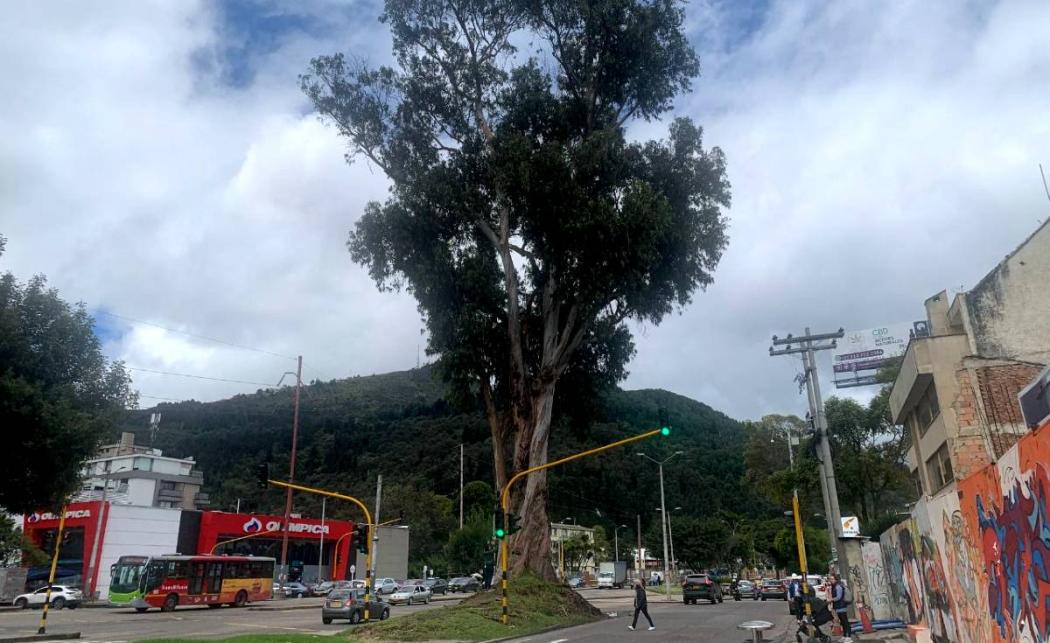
[351,526,370,553]
[660,426,671,436]
[255,463,270,489]
[507,512,522,536]
[494,507,507,539]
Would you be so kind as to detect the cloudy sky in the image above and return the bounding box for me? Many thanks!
[2,0,1048,421]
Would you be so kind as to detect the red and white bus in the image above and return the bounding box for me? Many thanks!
[110,554,274,612]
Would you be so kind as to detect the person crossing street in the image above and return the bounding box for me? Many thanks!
[627,578,655,631]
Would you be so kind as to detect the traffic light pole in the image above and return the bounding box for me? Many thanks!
[268,480,375,620]
[497,427,668,625]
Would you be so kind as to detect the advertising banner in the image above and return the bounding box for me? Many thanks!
[833,323,916,388]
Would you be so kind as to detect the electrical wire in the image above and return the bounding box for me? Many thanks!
[96,310,296,361]
[126,366,277,388]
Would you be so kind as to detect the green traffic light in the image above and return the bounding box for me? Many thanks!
[495,528,506,538]
[660,426,670,436]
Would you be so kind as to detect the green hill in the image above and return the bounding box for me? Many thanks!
[118,368,772,567]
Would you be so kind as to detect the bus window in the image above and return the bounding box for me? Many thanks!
[145,560,167,593]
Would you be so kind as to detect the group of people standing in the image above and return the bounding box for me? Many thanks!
[788,573,854,643]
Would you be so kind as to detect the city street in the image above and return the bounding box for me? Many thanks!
[0,598,457,641]
[510,588,797,643]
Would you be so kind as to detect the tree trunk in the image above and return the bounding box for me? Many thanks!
[507,384,557,579]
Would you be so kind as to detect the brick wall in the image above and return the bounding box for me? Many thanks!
[977,363,1044,458]
[951,369,994,480]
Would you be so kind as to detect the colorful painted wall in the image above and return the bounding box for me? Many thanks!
[874,420,1050,643]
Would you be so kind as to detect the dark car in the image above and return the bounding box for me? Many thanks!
[321,588,390,625]
[424,578,448,595]
[682,573,723,605]
[734,580,759,600]
[449,576,480,593]
[760,579,788,600]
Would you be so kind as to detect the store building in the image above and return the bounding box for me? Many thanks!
[23,502,355,598]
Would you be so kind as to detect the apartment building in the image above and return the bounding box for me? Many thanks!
[890,220,1049,496]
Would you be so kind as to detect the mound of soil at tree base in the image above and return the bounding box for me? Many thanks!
[460,573,602,620]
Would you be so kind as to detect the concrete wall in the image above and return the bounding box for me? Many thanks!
[95,505,182,599]
[963,220,1050,365]
[126,478,157,507]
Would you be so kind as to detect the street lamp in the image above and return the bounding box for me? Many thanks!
[638,451,683,601]
[614,524,628,563]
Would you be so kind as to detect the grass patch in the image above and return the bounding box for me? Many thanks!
[351,573,601,641]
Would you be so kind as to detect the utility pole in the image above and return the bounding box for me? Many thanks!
[770,328,850,582]
[636,514,642,581]
[319,497,326,581]
[279,355,303,589]
[371,475,382,583]
[459,444,464,529]
[614,524,626,564]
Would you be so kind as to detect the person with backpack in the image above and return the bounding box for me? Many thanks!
[627,578,655,631]
[829,574,853,643]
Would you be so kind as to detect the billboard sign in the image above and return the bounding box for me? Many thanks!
[832,323,918,388]
[1018,366,1050,430]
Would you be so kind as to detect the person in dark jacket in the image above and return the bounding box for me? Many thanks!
[627,579,655,631]
[829,574,853,643]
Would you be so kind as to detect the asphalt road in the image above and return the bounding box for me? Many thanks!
[0,597,457,642]
[512,588,797,643]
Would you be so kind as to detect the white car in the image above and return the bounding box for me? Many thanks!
[374,578,399,595]
[387,584,431,605]
[14,585,83,610]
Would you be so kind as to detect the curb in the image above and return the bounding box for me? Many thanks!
[479,623,574,643]
[0,633,80,643]
[249,596,461,612]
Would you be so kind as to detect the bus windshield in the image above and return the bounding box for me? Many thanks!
[110,556,149,594]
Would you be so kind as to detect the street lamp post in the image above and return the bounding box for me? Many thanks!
[638,451,683,601]
[614,524,627,563]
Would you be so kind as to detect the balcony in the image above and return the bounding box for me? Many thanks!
[890,333,969,424]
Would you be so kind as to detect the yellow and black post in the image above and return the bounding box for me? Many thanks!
[268,480,374,620]
[498,426,668,625]
[37,507,67,635]
[791,493,816,638]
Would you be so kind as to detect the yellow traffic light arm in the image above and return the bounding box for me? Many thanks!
[498,426,666,625]
[267,479,374,620]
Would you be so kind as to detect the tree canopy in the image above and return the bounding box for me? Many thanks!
[302,0,730,575]
[0,241,136,513]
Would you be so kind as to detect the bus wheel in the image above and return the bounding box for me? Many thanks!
[161,594,178,612]
[233,590,248,608]
[208,604,222,609]
[135,607,149,613]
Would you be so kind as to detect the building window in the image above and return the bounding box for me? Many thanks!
[160,481,177,491]
[925,443,954,492]
[910,468,924,497]
[914,382,941,437]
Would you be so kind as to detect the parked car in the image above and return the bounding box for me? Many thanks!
[760,579,788,600]
[424,578,448,595]
[398,578,424,590]
[321,588,389,624]
[13,586,82,610]
[806,575,828,601]
[566,576,584,588]
[282,581,310,598]
[449,576,480,593]
[388,584,432,605]
[374,578,399,595]
[682,573,723,605]
[733,580,759,600]
[313,581,336,596]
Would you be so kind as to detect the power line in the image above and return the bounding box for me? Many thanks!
[126,366,278,388]
[96,310,296,361]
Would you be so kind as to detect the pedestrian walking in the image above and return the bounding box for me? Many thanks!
[627,578,655,631]
[788,575,803,619]
[830,574,854,643]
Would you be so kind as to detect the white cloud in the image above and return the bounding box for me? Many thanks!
[1,1,1047,421]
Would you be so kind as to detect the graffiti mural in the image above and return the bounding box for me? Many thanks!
[959,422,1050,643]
[861,540,895,621]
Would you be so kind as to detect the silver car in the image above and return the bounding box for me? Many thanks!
[321,588,389,624]
[387,583,432,605]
